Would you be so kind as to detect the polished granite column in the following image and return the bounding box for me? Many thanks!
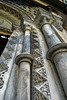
[42,24,67,97]
[15,25,33,100]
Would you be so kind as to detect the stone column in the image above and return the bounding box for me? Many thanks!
[42,24,61,48]
[42,23,67,97]
[15,25,33,100]
[22,27,30,53]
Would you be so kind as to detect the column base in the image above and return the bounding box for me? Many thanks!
[47,43,67,62]
[15,53,33,65]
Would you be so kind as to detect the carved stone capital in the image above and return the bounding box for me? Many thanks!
[34,8,53,28]
[47,43,67,62]
[52,12,63,31]
[15,53,33,65]
[34,8,63,31]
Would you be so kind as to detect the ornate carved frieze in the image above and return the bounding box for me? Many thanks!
[39,81,51,100]
[32,71,46,85]
[33,86,51,100]
[34,42,40,49]
[35,56,44,65]
[37,67,47,78]
[0,16,12,32]
[32,30,51,100]
[33,49,42,58]
[0,0,38,22]
[33,59,44,70]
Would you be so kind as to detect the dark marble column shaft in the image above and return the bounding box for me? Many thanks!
[23,30,30,53]
[42,24,67,97]
[42,24,61,48]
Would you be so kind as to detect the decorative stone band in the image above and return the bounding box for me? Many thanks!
[47,43,67,62]
[15,53,33,65]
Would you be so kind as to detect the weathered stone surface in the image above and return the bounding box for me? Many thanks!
[32,30,51,100]
[17,62,30,100]
[0,1,66,99]
[23,30,30,54]
[54,52,67,97]
[33,49,42,58]
[42,24,61,48]
[4,64,17,100]
[33,59,44,70]
[16,25,31,100]
[42,23,67,98]
[32,71,46,85]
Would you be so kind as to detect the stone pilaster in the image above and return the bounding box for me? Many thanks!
[4,24,23,100]
[0,23,22,100]
[15,25,33,100]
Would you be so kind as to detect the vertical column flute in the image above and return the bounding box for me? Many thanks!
[15,25,33,100]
